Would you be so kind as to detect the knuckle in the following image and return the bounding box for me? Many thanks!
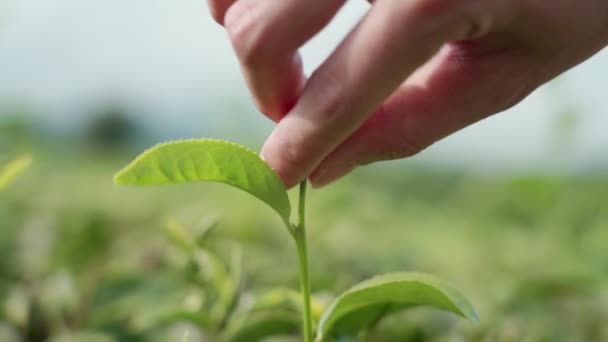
[406,0,453,18]
[385,134,425,161]
[407,0,506,40]
[307,68,349,126]
[444,43,539,114]
[463,0,512,38]
[356,131,426,167]
[371,105,426,162]
[224,1,272,67]
[405,0,476,23]
[489,61,540,113]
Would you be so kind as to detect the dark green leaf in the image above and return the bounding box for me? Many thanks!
[317,272,478,340]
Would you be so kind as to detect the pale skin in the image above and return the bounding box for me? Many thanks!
[208,0,608,188]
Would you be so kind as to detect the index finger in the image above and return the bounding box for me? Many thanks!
[221,0,346,121]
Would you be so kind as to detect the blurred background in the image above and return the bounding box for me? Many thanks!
[1,1,607,341]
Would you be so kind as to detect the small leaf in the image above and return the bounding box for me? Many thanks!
[224,288,314,342]
[115,139,291,222]
[224,310,300,342]
[164,218,195,253]
[250,288,302,313]
[317,272,478,340]
[0,155,32,191]
[195,217,220,248]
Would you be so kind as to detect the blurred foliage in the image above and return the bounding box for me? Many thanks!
[0,114,35,154]
[0,142,607,341]
[85,107,138,148]
[0,155,32,191]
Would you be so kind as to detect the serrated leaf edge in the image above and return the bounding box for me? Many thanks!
[114,139,266,184]
[113,139,291,223]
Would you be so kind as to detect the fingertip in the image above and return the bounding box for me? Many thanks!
[245,51,306,123]
[309,179,329,189]
[207,0,237,25]
[260,154,299,190]
[310,162,356,189]
[261,135,307,190]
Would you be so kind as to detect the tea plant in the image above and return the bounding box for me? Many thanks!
[115,139,478,341]
[161,217,306,341]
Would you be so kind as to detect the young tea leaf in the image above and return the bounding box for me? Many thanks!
[317,272,478,340]
[224,311,301,342]
[114,139,291,222]
[0,155,32,191]
[164,218,195,253]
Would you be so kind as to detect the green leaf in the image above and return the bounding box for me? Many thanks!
[0,155,32,191]
[251,288,326,323]
[250,288,302,313]
[317,272,478,340]
[164,217,196,253]
[224,288,317,342]
[114,139,291,222]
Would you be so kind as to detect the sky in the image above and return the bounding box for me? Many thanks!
[0,0,607,173]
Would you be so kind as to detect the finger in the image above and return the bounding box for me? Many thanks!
[224,0,346,121]
[207,0,237,25]
[310,41,540,187]
[262,0,511,188]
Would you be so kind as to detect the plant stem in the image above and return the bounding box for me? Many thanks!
[294,180,314,342]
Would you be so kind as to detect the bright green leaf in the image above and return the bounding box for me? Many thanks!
[317,272,478,340]
[0,155,32,191]
[195,217,220,248]
[114,139,291,222]
[164,218,196,253]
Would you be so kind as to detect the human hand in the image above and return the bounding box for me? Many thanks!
[208,0,608,188]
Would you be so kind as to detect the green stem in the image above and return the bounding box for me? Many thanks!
[294,180,314,342]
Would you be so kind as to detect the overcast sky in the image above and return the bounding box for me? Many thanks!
[0,0,607,172]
